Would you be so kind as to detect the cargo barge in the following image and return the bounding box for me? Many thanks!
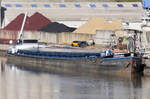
[6,45,145,75]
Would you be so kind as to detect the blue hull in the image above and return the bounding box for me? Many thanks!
[16,49,101,59]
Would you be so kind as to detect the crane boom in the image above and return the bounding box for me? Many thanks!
[17,12,28,42]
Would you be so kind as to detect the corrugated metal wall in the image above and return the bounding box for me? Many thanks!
[23,31,95,44]
[61,32,94,44]
[0,30,58,44]
[95,30,114,45]
[22,31,58,43]
[0,30,138,46]
[0,30,18,43]
[0,30,95,44]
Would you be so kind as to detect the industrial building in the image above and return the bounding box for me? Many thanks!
[0,0,143,28]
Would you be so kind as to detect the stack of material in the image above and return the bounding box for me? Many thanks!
[3,12,75,33]
[73,17,122,34]
[24,12,51,31]
[3,12,51,31]
[39,22,76,33]
[3,14,29,31]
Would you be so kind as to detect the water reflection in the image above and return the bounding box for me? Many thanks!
[0,58,5,72]
[0,57,150,99]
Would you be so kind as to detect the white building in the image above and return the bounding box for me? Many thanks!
[0,0,143,28]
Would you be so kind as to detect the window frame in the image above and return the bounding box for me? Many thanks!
[89,4,96,8]
[59,4,66,8]
[31,4,38,8]
[74,4,81,8]
[117,4,124,7]
[102,4,109,8]
[44,4,51,8]
[15,4,22,7]
[5,4,11,7]
[132,4,138,7]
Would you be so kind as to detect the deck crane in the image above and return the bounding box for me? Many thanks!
[7,12,45,54]
[17,12,28,43]
[111,0,150,55]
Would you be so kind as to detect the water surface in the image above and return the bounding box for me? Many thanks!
[0,57,150,99]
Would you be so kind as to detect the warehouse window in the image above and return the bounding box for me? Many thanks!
[132,4,138,7]
[44,4,51,8]
[16,4,22,7]
[117,4,124,7]
[31,4,38,8]
[5,4,11,7]
[102,4,108,8]
[59,4,66,8]
[74,4,81,8]
[89,4,96,8]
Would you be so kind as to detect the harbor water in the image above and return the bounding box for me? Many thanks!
[0,56,150,99]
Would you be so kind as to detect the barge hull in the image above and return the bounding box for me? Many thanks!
[6,54,144,76]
